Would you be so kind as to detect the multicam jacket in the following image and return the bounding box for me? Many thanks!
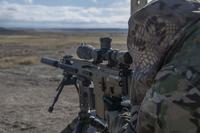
[137,19,200,133]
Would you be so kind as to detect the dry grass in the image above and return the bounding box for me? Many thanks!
[0,31,127,69]
[0,56,39,69]
[0,33,127,49]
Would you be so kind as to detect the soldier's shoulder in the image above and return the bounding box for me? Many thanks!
[138,63,200,132]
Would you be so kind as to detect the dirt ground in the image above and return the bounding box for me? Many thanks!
[0,31,127,133]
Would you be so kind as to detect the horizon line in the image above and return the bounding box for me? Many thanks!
[0,27,128,30]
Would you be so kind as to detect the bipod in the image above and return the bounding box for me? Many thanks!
[48,75,77,113]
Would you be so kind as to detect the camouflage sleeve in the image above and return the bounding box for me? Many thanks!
[137,27,200,133]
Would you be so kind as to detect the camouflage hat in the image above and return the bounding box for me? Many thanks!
[128,0,200,104]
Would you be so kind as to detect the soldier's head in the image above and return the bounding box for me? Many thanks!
[127,0,200,103]
[128,0,200,78]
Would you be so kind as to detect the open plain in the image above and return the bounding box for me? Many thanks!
[0,29,127,133]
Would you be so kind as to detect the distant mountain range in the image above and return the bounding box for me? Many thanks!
[0,27,32,35]
[0,27,128,35]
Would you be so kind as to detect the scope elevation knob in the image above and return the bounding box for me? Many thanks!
[100,37,112,51]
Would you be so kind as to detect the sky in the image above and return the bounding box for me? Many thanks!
[0,0,151,28]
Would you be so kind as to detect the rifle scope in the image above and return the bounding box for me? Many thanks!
[76,37,132,65]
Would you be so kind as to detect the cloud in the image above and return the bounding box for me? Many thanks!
[0,0,33,4]
[0,0,130,28]
[91,0,97,3]
[24,0,33,4]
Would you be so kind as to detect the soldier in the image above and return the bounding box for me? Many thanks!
[110,0,200,132]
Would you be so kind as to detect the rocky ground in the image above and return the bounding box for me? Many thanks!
[0,31,127,133]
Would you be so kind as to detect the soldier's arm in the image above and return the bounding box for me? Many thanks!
[137,27,200,133]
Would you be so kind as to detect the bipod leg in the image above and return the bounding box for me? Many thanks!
[48,78,65,112]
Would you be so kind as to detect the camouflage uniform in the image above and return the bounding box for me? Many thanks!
[137,21,200,133]
[110,0,200,133]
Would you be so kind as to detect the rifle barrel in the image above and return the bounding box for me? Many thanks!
[41,57,78,74]
[41,57,59,67]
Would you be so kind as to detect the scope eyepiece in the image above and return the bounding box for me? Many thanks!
[110,51,132,65]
